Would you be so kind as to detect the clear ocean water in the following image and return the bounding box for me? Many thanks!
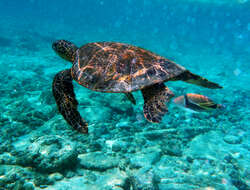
[0,0,250,189]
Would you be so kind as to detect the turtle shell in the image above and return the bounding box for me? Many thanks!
[71,42,186,92]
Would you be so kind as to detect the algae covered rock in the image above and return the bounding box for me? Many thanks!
[0,165,35,190]
[223,134,242,144]
[23,135,77,172]
[129,167,159,190]
[78,152,119,171]
[129,148,161,169]
[48,172,64,182]
[45,168,129,190]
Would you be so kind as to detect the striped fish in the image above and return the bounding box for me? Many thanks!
[173,93,224,112]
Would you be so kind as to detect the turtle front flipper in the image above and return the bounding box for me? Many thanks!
[125,92,136,105]
[141,83,174,123]
[52,69,88,133]
[174,71,222,89]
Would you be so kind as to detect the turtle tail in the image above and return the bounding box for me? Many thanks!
[177,71,222,89]
[52,69,88,133]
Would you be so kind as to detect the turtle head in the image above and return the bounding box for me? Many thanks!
[52,40,78,62]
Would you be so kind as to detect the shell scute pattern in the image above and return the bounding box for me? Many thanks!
[71,42,186,92]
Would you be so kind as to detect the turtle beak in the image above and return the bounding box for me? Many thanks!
[52,41,59,51]
[52,42,56,50]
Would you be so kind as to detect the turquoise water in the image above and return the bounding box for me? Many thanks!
[0,0,250,189]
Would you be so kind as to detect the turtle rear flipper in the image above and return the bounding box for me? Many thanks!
[142,83,174,123]
[52,69,88,133]
[175,71,222,89]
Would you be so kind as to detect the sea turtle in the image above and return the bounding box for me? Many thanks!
[52,40,222,133]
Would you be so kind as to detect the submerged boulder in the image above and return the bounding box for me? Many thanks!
[78,152,119,171]
[129,167,159,190]
[18,135,77,172]
[223,135,242,144]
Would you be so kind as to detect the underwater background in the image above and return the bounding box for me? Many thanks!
[0,0,250,189]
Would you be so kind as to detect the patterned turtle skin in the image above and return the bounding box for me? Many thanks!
[52,40,222,133]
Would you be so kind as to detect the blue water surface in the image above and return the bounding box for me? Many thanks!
[0,0,250,189]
